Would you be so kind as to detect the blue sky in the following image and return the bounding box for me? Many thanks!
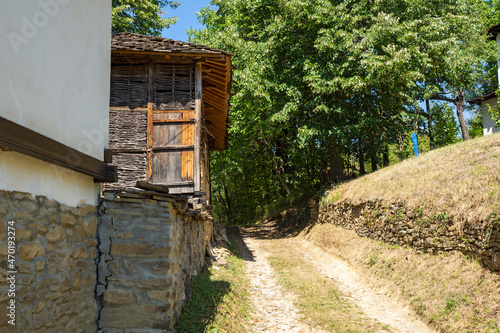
[160,0,213,41]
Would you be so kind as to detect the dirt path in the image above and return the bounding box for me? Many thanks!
[236,224,434,333]
[237,235,316,333]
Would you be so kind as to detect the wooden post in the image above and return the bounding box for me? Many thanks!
[194,62,202,192]
[147,61,154,181]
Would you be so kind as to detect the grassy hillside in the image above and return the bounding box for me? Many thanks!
[326,133,500,223]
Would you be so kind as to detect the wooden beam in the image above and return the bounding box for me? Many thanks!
[152,145,194,151]
[0,116,117,182]
[153,110,195,114]
[147,60,154,181]
[112,50,228,59]
[194,62,202,192]
[109,106,148,111]
[153,119,195,124]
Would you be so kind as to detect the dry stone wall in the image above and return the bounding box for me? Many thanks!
[0,190,98,332]
[98,190,213,332]
[317,200,500,272]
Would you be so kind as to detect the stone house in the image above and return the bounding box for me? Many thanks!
[468,22,500,135]
[0,4,232,333]
[96,33,233,331]
[0,1,114,331]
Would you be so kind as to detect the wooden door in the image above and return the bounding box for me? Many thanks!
[149,63,197,194]
[150,110,195,193]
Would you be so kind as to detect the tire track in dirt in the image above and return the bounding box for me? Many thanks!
[235,223,434,333]
[286,238,434,333]
[237,235,319,333]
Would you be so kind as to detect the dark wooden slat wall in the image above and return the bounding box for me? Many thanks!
[109,110,147,149]
[108,61,198,194]
[110,64,148,108]
[154,63,195,110]
[103,153,147,191]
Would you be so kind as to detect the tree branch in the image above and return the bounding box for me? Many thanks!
[430,95,455,103]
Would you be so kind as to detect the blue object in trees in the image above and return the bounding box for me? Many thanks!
[411,132,420,157]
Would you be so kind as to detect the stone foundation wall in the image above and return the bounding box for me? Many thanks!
[317,200,500,272]
[0,190,98,332]
[98,191,213,332]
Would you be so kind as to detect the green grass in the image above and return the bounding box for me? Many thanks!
[175,240,252,333]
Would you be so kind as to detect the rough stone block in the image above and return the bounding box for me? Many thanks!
[60,213,76,227]
[73,247,90,260]
[147,291,173,302]
[492,251,500,271]
[14,211,33,220]
[103,290,132,305]
[35,260,45,271]
[46,225,64,243]
[29,222,47,233]
[111,243,171,257]
[76,225,85,239]
[16,227,32,241]
[19,243,45,261]
[79,205,96,217]
[99,305,170,329]
[107,277,173,289]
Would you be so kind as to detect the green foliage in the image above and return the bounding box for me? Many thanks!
[112,0,179,36]
[190,0,495,224]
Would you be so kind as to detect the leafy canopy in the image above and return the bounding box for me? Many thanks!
[112,0,179,36]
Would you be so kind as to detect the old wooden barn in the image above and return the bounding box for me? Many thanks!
[104,32,233,202]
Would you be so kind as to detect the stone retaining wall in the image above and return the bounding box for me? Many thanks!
[317,200,500,272]
[0,190,98,332]
[98,191,213,332]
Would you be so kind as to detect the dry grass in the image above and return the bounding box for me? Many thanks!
[326,133,500,223]
[259,239,390,333]
[302,224,500,332]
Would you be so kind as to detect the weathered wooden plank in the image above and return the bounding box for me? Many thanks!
[153,110,195,114]
[153,119,195,124]
[152,123,182,147]
[194,62,202,192]
[136,180,169,193]
[182,111,195,181]
[147,61,154,181]
[152,145,194,151]
[151,151,183,184]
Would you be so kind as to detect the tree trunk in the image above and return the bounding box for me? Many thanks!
[359,151,365,175]
[214,192,225,223]
[358,137,366,175]
[263,137,291,195]
[328,144,344,183]
[426,99,435,149]
[371,152,378,172]
[455,90,470,141]
[223,184,233,217]
[216,189,230,220]
[382,145,389,167]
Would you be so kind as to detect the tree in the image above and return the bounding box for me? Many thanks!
[112,0,179,36]
[190,0,495,223]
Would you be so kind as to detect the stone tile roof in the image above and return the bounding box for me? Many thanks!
[111,32,232,56]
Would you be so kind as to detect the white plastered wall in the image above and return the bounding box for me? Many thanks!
[0,0,111,206]
[482,98,500,136]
